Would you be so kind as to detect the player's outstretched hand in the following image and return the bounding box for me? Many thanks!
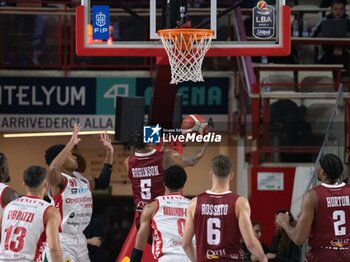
[100,132,114,153]
[70,123,81,146]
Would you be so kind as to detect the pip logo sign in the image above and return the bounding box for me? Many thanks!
[143,124,161,143]
[92,5,109,40]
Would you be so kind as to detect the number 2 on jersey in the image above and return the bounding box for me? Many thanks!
[140,179,151,200]
[333,210,346,236]
[207,218,221,245]
[4,225,27,252]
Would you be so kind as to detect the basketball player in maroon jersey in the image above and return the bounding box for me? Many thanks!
[182,154,267,262]
[126,128,206,212]
[276,154,350,261]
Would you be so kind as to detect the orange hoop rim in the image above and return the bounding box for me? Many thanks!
[158,28,214,40]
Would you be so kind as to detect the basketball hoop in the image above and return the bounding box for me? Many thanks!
[158,28,214,85]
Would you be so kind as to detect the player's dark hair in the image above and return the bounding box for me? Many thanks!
[128,128,145,150]
[0,152,6,168]
[319,154,344,182]
[23,165,46,188]
[44,144,65,165]
[0,152,9,182]
[332,0,347,6]
[211,154,232,178]
[164,165,187,191]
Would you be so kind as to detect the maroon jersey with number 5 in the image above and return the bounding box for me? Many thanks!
[309,183,350,250]
[194,191,244,261]
[128,149,164,207]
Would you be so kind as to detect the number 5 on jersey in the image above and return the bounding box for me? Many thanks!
[140,179,151,200]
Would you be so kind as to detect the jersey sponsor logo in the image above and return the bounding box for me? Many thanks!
[67,221,80,227]
[206,249,225,259]
[330,239,350,248]
[65,196,92,204]
[71,187,89,194]
[171,240,183,247]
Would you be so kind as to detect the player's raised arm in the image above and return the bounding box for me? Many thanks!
[45,123,81,194]
[90,132,114,191]
[164,143,206,169]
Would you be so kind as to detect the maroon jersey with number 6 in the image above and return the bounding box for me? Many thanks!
[308,183,350,252]
[128,149,164,207]
[194,191,244,261]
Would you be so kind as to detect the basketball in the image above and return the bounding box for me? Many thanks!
[257,0,267,9]
[180,114,208,135]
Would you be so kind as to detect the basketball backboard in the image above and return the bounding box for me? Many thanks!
[76,0,290,57]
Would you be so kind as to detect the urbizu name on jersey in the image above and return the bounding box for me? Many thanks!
[163,132,222,143]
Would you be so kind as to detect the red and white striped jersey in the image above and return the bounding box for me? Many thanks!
[151,193,191,261]
[48,172,92,235]
[0,196,52,262]
[0,183,9,215]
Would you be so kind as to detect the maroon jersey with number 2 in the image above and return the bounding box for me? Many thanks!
[194,190,244,261]
[306,183,350,262]
[128,149,164,207]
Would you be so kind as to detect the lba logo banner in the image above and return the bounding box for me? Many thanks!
[92,5,109,40]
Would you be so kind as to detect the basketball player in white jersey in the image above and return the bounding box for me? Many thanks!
[44,123,114,261]
[0,165,62,262]
[0,153,20,214]
[130,165,191,262]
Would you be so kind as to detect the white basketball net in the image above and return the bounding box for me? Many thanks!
[158,29,214,85]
